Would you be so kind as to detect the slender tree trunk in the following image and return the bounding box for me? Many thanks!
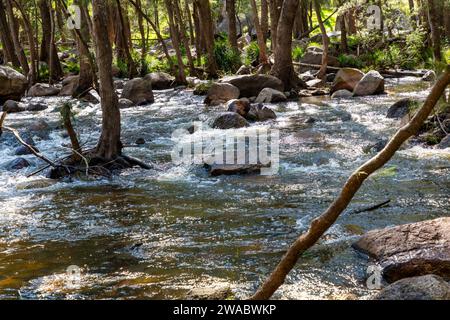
[250,0,268,65]
[127,0,177,77]
[314,0,329,80]
[73,0,94,96]
[340,13,348,53]
[92,0,122,160]
[427,0,441,61]
[193,2,203,65]
[164,0,187,83]
[115,0,138,77]
[136,0,147,75]
[226,0,238,52]
[12,0,37,83]
[270,0,300,90]
[0,1,20,68]
[173,0,195,75]
[251,65,450,300]
[5,0,29,74]
[38,0,62,80]
[185,0,195,47]
[194,0,218,78]
[261,0,269,42]
[268,0,281,51]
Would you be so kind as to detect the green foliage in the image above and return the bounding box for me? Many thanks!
[244,41,260,66]
[292,46,306,61]
[308,42,322,49]
[115,59,128,78]
[444,47,450,64]
[337,54,364,69]
[63,58,80,74]
[38,63,49,81]
[214,37,241,74]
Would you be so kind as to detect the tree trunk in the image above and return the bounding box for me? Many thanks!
[173,0,195,75]
[5,0,29,74]
[92,0,122,160]
[13,0,38,83]
[136,0,147,75]
[127,0,177,77]
[268,0,281,51]
[193,2,203,65]
[340,13,348,53]
[226,0,238,52]
[427,0,441,61]
[194,0,218,78]
[164,0,187,83]
[38,0,62,80]
[115,0,138,77]
[73,0,94,96]
[0,1,20,68]
[270,0,300,90]
[313,0,329,80]
[251,65,450,300]
[250,0,268,65]
[261,0,269,42]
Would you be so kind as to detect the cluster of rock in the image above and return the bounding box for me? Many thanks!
[353,217,450,300]
[330,68,385,98]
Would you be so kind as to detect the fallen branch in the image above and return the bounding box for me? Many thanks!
[2,125,58,168]
[250,65,450,300]
[348,199,391,215]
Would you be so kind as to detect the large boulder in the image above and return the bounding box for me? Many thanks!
[330,68,364,94]
[255,88,287,103]
[226,99,251,117]
[353,70,385,96]
[387,98,417,119]
[300,50,339,67]
[221,74,284,98]
[211,112,249,129]
[0,65,28,103]
[353,217,450,283]
[28,83,60,97]
[59,75,79,96]
[146,72,175,90]
[120,77,154,105]
[246,104,277,122]
[374,275,450,300]
[204,83,240,105]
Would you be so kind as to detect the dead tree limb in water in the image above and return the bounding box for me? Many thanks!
[250,65,450,300]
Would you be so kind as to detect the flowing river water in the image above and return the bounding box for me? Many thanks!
[0,77,449,299]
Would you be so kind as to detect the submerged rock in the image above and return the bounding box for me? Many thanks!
[118,98,135,109]
[246,104,277,122]
[387,98,417,119]
[221,74,284,98]
[204,83,240,105]
[121,77,154,105]
[331,68,364,94]
[28,83,60,97]
[208,163,267,176]
[374,275,450,300]
[211,112,249,129]
[353,217,450,283]
[353,70,385,96]
[255,88,287,103]
[26,102,48,112]
[6,158,30,170]
[331,89,353,99]
[1,100,25,113]
[186,283,233,300]
[0,65,28,103]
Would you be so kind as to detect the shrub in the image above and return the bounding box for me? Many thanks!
[292,46,305,61]
[337,54,364,68]
[244,41,260,66]
[214,38,241,74]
